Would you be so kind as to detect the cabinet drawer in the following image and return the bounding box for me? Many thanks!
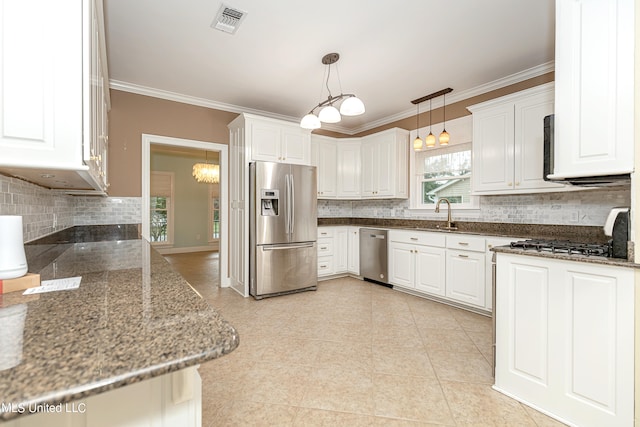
[446,235,486,252]
[318,256,333,276]
[317,239,333,256]
[318,228,334,238]
[389,230,446,247]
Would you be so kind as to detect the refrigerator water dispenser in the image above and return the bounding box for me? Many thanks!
[260,189,279,216]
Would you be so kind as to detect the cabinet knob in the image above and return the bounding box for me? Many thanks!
[515,182,520,186]
[458,242,469,246]
[458,254,469,258]
[507,182,513,186]
[410,237,418,241]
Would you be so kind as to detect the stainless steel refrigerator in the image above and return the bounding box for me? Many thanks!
[249,161,318,299]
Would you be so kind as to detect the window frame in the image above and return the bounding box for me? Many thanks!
[408,135,479,212]
[208,183,220,243]
[150,171,175,246]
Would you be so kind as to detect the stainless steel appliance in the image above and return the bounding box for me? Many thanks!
[249,162,318,299]
[508,239,613,257]
[359,228,389,285]
[543,114,631,186]
[604,207,630,259]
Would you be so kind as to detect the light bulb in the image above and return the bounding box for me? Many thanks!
[339,96,365,116]
[318,105,341,123]
[425,132,436,147]
[439,129,450,145]
[300,113,321,129]
[413,136,424,151]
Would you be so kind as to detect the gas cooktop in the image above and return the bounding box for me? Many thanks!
[510,239,611,257]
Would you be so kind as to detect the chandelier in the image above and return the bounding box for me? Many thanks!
[411,88,452,151]
[192,152,219,184]
[300,53,365,129]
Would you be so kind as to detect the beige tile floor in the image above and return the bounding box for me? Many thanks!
[164,252,566,427]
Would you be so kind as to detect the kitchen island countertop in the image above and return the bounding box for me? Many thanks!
[0,238,239,421]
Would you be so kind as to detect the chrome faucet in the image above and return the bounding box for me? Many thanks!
[435,198,457,230]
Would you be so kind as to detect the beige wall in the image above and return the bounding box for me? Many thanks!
[108,90,238,196]
[315,72,555,138]
[108,72,553,196]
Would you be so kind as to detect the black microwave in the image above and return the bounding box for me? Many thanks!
[542,114,554,182]
[542,114,630,186]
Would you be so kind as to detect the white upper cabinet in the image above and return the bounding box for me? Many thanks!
[248,115,311,165]
[0,0,110,193]
[361,128,409,199]
[336,140,361,199]
[469,83,564,194]
[311,136,337,197]
[312,129,406,200]
[552,0,634,178]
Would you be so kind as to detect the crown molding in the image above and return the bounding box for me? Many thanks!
[108,80,298,124]
[109,60,553,136]
[348,61,555,134]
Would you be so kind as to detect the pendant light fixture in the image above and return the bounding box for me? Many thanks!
[439,92,450,145]
[425,98,436,148]
[192,151,220,184]
[300,53,365,130]
[413,102,423,151]
[411,88,452,151]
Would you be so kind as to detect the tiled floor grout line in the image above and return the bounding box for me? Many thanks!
[166,254,565,426]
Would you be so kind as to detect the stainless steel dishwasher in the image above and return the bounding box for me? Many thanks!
[359,228,389,285]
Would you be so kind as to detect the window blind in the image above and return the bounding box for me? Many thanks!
[150,172,173,197]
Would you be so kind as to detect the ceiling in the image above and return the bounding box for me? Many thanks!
[103,0,555,134]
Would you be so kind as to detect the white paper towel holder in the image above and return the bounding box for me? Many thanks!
[0,216,28,280]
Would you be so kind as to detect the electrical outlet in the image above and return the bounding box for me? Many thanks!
[52,214,57,229]
[196,234,201,240]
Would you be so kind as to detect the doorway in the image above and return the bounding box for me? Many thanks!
[141,134,229,287]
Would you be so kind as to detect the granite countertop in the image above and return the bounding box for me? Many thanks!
[318,218,639,267]
[318,217,610,243]
[492,245,640,269]
[0,236,239,421]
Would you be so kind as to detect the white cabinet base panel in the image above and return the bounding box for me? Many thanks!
[4,367,202,427]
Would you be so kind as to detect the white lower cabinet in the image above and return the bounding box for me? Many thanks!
[388,230,446,296]
[334,227,348,273]
[317,226,359,278]
[347,226,360,275]
[5,367,202,427]
[445,234,486,308]
[495,253,634,427]
[446,250,485,307]
[389,230,514,312]
[317,227,335,277]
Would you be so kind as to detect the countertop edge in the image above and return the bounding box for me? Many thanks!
[0,329,239,421]
[492,246,640,269]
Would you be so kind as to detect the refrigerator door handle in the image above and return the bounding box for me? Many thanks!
[262,242,315,251]
[290,173,295,234]
[284,174,290,235]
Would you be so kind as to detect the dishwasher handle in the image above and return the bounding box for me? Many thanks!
[369,234,386,239]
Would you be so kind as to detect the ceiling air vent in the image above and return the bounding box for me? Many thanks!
[211,4,247,35]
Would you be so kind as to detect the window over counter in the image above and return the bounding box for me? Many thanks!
[409,115,478,210]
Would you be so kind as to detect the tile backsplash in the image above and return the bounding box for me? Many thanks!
[1,172,632,242]
[319,187,631,227]
[0,175,141,242]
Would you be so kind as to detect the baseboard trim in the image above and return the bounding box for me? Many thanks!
[156,246,219,255]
